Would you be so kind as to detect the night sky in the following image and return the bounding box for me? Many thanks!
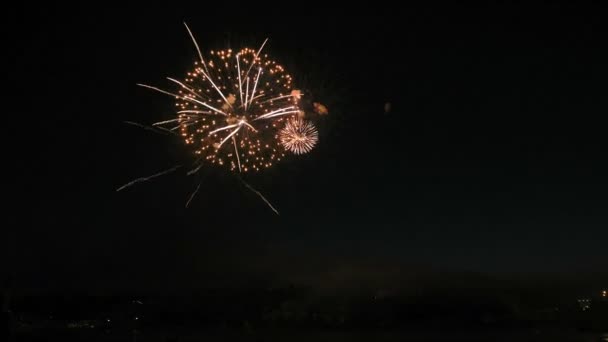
[6,4,607,293]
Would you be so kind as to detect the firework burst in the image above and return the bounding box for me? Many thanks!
[279,118,319,155]
[138,25,305,173]
[120,23,324,213]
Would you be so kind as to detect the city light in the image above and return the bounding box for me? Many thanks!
[577,299,591,311]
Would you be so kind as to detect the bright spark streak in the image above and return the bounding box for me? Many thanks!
[185,182,202,208]
[184,22,205,68]
[249,94,265,102]
[208,123,239,135]
[187,99,228,116]
[116,165,181,192]
[249,67,263,108]
[137,83,227,116]
[236,54,244,105]
[177,110,217,116]
[152,118,184,126]
[238,175,279,215]
[170,122,197,131]
[166,77,203,99]
[245,76,250,109]
[183,22,232,108]
[255,110,300,120]
[217,125,241,148]
[254,38,269,60]
[253,106,298,121]
[123,121,174,135]
[165,79,229,115]
[232,136,242,173]
[194,68,232,108]
[256,106,295,117]
[187,163,203,176]
[244,38,268,78]
[241,120,258,132]
[258,94,299,104]
[137,83,181,98]
[157,127,178,134]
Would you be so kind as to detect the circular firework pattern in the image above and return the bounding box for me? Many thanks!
[171,47,302,172]
[279,117,319,155]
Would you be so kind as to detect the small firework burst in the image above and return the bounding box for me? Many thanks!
[279,118,319,155]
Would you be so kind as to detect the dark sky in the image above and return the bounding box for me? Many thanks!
[5,4,607,293]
